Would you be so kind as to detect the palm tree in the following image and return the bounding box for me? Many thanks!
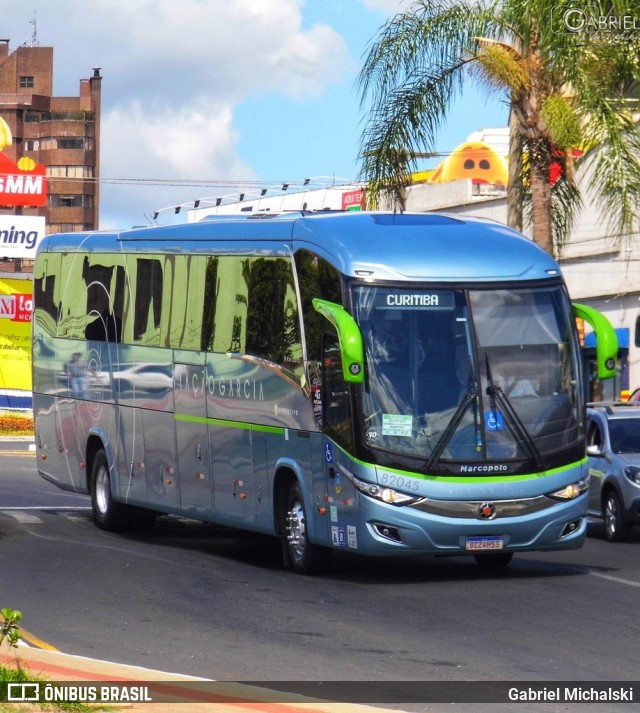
[357,0,640,256]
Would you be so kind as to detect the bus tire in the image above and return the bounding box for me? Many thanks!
[90,449,134,531]
[473,552,513,569]
[283,481,332,575]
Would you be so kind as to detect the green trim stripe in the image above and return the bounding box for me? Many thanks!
[174,412,285,435]
[337,440,588,484]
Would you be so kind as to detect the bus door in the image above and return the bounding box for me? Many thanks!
[174,353,213,518]
[321,332,357,548]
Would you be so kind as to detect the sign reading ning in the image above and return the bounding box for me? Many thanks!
[0,216,46,259]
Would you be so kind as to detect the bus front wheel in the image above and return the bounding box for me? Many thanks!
[283,482,332,575]
[90,450,134,531]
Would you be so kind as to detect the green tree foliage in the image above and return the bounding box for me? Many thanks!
[357,0,640,256]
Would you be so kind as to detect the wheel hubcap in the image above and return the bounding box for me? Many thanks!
[286,501,306,561]
[606,496,618,537]
[95,466,109,515]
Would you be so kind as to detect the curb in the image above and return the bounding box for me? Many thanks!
[1,643,400,713]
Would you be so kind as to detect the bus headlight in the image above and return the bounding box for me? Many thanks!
[336,463,422,506]
[371,485,420,505]
[547,476,590,501]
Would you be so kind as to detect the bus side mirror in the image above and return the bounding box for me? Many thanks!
[573,303,618,380]
[312,298,364,384]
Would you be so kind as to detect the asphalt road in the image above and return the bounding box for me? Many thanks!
[1,444,640,711]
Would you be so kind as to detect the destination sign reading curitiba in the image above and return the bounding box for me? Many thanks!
[376,291,456,310]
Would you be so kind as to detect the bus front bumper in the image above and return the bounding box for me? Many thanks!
[328,493,587,557]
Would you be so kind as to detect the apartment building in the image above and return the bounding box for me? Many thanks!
[0,40,101,271]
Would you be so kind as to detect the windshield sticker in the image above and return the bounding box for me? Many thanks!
[382,414,413,437]
[485,410,505,431]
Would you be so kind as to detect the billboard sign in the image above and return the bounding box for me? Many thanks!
[0,163,47,206]
[0,215,46,260]
[0,114,47,206]
[341,188,365,211]
[0,292,32,322]
[0,277,33,391]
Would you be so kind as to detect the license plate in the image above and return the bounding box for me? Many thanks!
[465,536,504,551]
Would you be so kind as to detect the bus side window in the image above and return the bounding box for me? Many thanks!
[83,259,125,344]
[132,257,163,345]
[323,331,354,450]
[200,255,219,351]
[164,254,208,351]
[33,254,62,336]
[294,249,342,362]
[245,256,303,371]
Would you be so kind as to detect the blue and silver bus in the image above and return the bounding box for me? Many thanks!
[32,211,617,573]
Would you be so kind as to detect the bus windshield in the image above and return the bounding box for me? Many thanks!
[353,285,580,467]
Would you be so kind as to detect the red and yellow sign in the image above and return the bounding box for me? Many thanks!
[341,188,365,211]
[0,115,47,207]
[0,278,33,391]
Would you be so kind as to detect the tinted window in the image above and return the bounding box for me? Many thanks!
[33,254,61,336]
[132,257,163,345]
[323,332,353,450]
[294,249,342,362]
[245,257,302,369]
[58,253,125,341]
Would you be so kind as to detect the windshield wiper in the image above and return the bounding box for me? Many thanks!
[425,389,477,470]
[484,354,546,471]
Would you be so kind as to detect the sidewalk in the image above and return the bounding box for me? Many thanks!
[1,641,398,713]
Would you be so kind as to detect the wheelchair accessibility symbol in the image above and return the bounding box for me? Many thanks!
[485,410,504,431]
[325,442,333,463]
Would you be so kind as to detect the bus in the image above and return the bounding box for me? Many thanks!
[32,211,617,574]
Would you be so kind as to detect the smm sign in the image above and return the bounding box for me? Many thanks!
[0,293,32,322]
[0,164,47,207]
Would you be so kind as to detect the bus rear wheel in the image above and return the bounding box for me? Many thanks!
[90,449,134,531]
[283,482,332,575]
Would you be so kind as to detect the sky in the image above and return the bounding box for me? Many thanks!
[4,0,509,229]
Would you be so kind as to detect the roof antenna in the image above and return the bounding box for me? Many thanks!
[29,10,38,47]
